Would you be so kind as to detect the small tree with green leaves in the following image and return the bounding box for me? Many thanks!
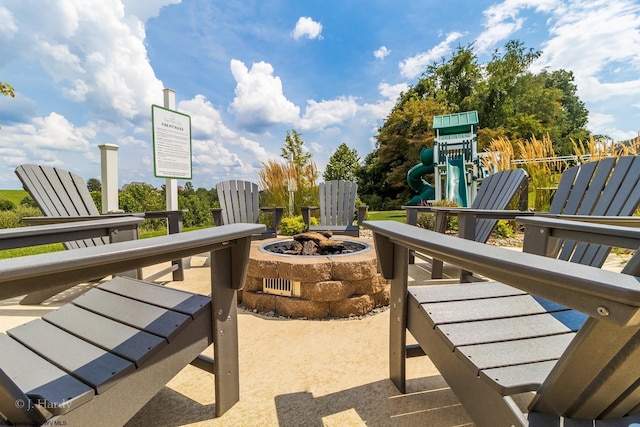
[323,143,361,182]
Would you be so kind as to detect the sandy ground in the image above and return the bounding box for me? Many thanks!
[0,246,630,427]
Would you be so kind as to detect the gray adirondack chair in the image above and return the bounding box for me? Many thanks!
[212,180,283,239]
[0,223,263,426]
[365,156,640,426]
[301,180,367,237]
[366,217,640,426]
[404,167,529,273]
[14,164,185,304]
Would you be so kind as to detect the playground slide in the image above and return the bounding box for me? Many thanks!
[406,147,435,206]
[446,157,468,206]
[406,147,469,206]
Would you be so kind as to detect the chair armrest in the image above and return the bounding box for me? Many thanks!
[143,210,185,234]
[0,223,265,301]
[260,207,285,232]
[403,206,436,226]
[518,216,640,255]
[356,205,368,225]
[301,206,318,227]
[364,220,640,327]
[538,214,640,228]
[0,217,144,250]
[211,208,223,226]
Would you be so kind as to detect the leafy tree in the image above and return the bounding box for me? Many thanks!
[323,143,361,182]
[356,150,395,210]
[86,178,101,192]
[376,97,448,207]
[365,39,591,207]
[281,129,312,169]
[119,183,164,230]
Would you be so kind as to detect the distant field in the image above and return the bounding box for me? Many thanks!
[0,189,28,205]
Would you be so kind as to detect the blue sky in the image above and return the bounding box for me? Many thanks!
[1,0,639,190]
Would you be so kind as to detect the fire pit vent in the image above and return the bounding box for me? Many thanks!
[263,278,301,297]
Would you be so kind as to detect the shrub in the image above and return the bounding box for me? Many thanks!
[279,215,318,236]
[0,205,43,229]
[415,199,460,231]
[492,219,514,238]
[0,198,15,211]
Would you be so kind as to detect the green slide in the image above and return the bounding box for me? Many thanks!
[406,147,435,205]
[446,157,468,206]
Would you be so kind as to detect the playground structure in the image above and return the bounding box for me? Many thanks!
[406,111,485,206]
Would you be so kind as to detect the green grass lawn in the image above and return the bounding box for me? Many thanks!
[366,210,405,222]
[0,189,28,206]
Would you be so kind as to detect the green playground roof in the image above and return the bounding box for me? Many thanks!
[433,111,479,135]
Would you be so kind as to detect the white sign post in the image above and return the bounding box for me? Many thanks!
[152,90,191,210]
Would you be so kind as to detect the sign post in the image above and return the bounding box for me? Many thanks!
[151,89,192,210]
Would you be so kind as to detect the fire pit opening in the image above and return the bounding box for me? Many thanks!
[260,231,370,256]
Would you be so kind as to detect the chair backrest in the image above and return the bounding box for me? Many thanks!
[549,156,640,266]
[15,164,107,248]
[319,180,358,227]
[469,168,529,243]
[216,180,260,225]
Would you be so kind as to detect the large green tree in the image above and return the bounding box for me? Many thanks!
[323,143,361,182]
[367,39,590,207]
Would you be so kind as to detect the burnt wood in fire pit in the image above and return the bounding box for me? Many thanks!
[263,231,367,256]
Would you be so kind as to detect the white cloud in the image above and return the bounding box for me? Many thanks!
[4,0,164,121]
[291,17,323,40]
[179,94,276,179]
[229,59,300,129]
[534,0,640,102]
[0,6,18,39]
[299,97,360,130]
[374,46,390,60]
[121,0,181,22]
[475,0,559,52]
[399,32,464,79]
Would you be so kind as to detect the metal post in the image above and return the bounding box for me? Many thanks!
[163,88,179,210]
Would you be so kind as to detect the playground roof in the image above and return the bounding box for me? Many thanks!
[433,111,478,135]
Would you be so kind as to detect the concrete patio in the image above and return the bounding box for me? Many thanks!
[0,244,630,426]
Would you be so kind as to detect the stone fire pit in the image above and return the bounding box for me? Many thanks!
[241,233,390,319]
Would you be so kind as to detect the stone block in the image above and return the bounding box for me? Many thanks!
[331,256,377,281]
[243,276,264,292]
[300,280,354,302]
[242,291,276,313]
[329,294,374,318]
[349,274,389,295]
[276,297,330,319]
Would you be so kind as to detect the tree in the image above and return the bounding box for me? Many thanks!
[323,143,361,182]
[281,129,312,169]
[363,39,592,208]
[86,178,101,192]
[376,97,448,207]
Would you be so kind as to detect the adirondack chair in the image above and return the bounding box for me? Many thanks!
[212,180,283,239]
[15,164,185,304]
[425,156,640,280]
[404,167,529,273]
[0,223,263,426]
[301,180,367,237]
[366,218,640,426]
